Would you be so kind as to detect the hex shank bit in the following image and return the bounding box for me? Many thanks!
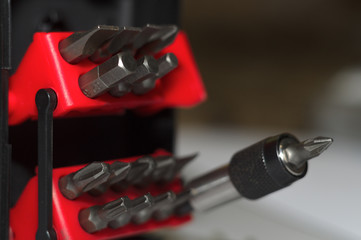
[133,25,178,54]
[152,153,197,184]
[132,53,178,95]
[90,27,141,63]
[108,194,152,229]
[58,162,111,200]
[109,55,158,97]
[131,193,154,225]
[152,191,176,221]
[59,25,119,64]
[89,161,131,195]
[137,25,178,56]
[78,52,137,98]
[79,197,131,233]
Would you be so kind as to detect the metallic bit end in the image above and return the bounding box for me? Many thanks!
[302,136,333,157]
[280,135,333,174]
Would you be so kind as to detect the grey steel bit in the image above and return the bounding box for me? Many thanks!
[78,52,137,98]
[153,153,197,184]
[137,25,178,56]
[152,191,177,221]
[90,27,141,63]
[111,156,155,192]
[130,156,156,188]
[58,162,111,200]
[109,55,159,97]
[131,193,155,225]
[89,161,131,196]
[280,136,333,171]
[133,25,178,55]
[108,194,152,229]
[132,53,178,95]
[79,197,130,233]
[59,25,119,64]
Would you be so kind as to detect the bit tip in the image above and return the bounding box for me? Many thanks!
[302,136,333,157]
[280,135,333,174]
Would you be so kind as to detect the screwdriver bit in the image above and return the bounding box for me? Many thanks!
[152,153,197,184]
[89,161,131,196]
[131,193,155,225]
[137,25,178,56]
[59,25,119,64]
[280,136,333,172]
[174,133,333,215]
[108,194,152,229]
[90,27,141,63]
[152,191,177,221]
[78,52,137,98]
[109,55,159,97]
[132,53,178,95]
[79,197,130,233]
[111,156,155,192]
[58,162,111,200]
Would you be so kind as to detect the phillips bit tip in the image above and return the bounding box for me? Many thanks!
[280,136,333,173]
[59,162,111,200]
[302,137,333,156]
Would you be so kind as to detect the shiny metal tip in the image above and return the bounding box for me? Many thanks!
[302,136,333,157]
[280,136,333,175]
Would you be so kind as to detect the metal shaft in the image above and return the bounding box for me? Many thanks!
[175,133,333,215]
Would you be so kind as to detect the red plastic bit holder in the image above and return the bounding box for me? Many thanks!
[10,150,191,240]
[9,31,206,125]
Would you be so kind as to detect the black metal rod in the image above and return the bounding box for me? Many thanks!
[36,89,57,240]
[0,0,11,239]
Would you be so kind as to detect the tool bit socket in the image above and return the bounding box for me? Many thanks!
[59,25,119,64]
[132,53,178,95]
[109,55,158,97]
[79,52,137,98]
[59,162,111,200]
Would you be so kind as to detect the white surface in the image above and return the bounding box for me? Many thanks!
[170,126,361,240]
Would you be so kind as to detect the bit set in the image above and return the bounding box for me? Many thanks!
[8,25,206,125]
[79,191,177,233]
[58,153,196,200]
[58,25,179,98]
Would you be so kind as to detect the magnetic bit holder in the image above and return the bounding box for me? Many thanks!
[35,89,58,240]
